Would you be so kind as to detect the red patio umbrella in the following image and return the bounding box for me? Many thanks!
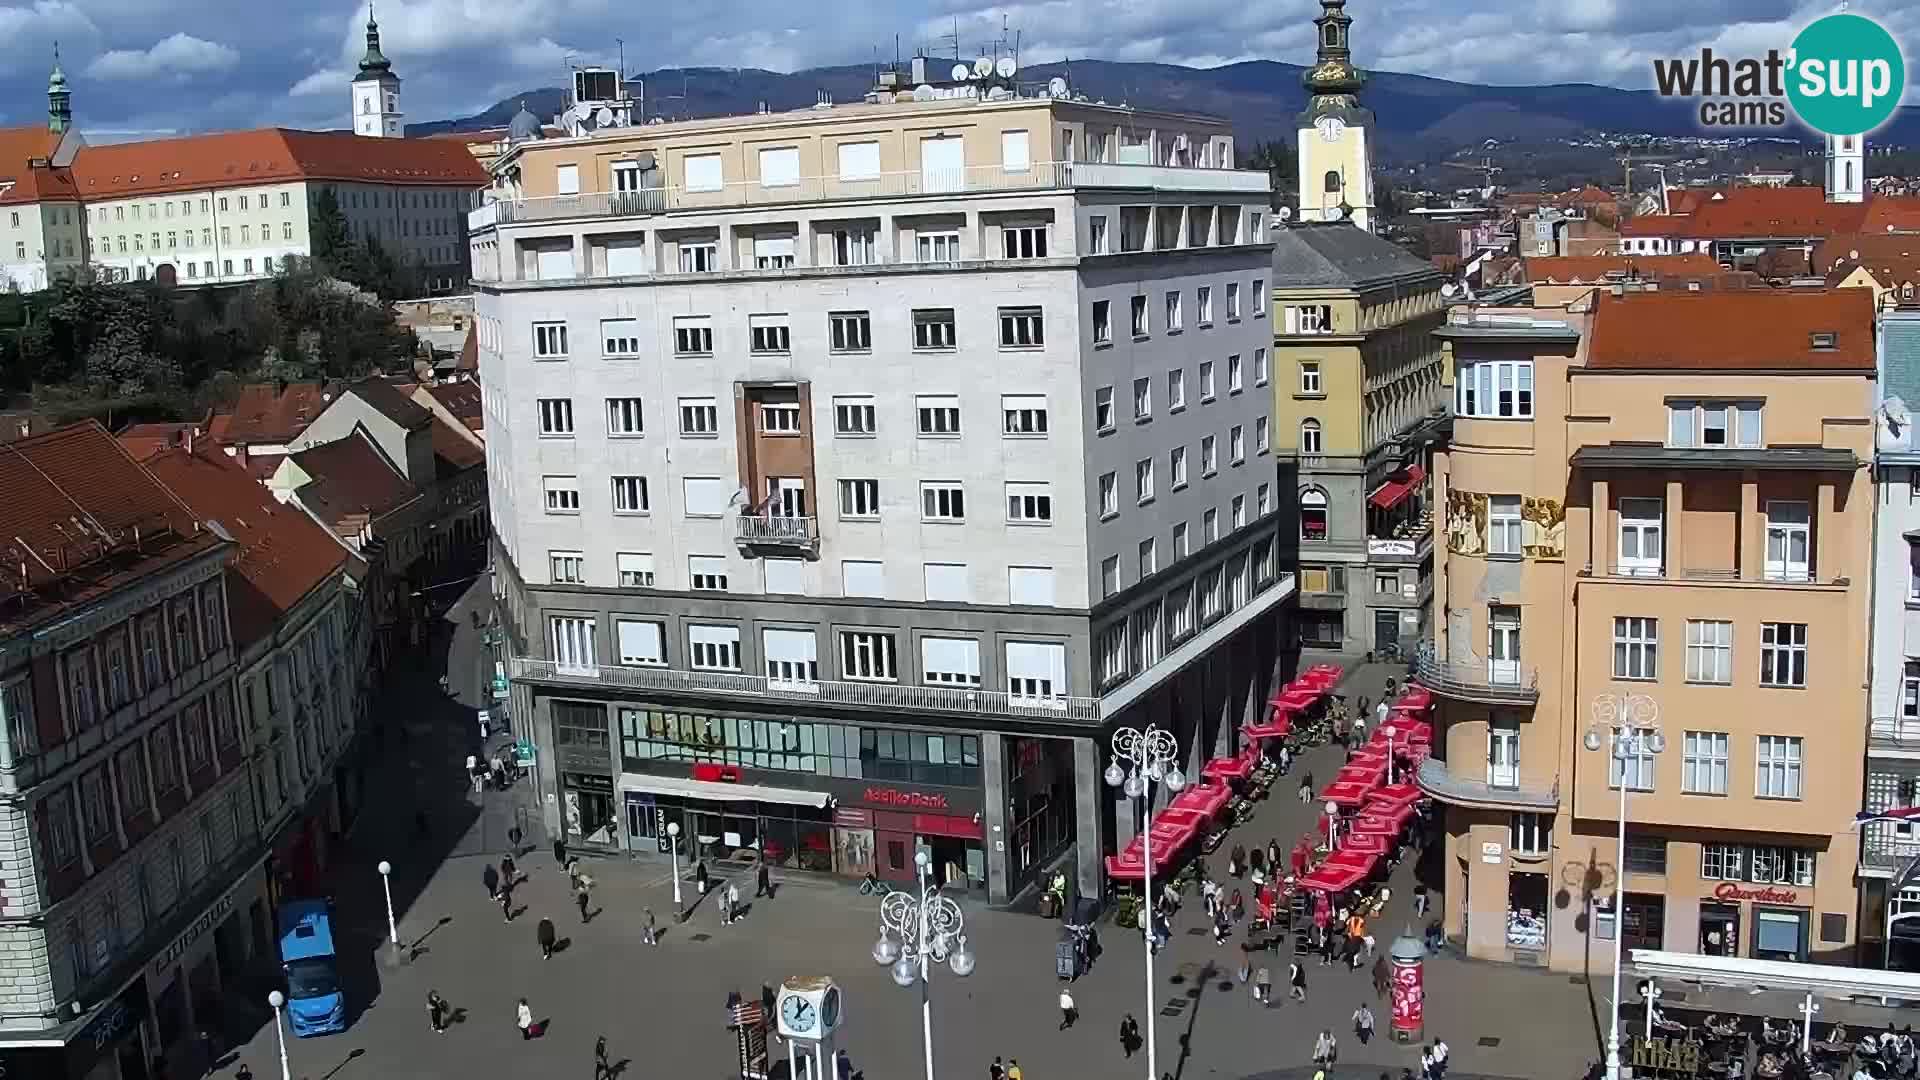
[1299,862,1366,894]
[1371,782,1423,807]
[1202,754,1253,782]
[1325,848,1380,875]
[1338,830,1391,854]
[1242,710,1293,740]
[1321,780,1372,806]
[1335,760,1387,786]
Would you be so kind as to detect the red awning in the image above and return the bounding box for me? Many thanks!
[1368,478,1413,510]
[1339,830,1391,854]
[1335,760,1387,787]
[1299,863,1368,894]
[1202,753,1255,782]
[1325,848,1380,876]
[1404,464,1427,486]
[1321,780,1373,806]
[1368,783,1424,810]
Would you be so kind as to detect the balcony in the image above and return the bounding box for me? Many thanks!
[1414,654,1540,705]
[1860,828,1920,877]
[1415,757,1559,812]
[735,514,820,558]
[510,657,1102,722]
[1366,524,1434,563]
[1872,717,1920,758]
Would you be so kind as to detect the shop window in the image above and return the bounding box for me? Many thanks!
[1623,834,1666,874]
[1620,893,1666,951]
[1751,908,1808,962]
[1506,871,1547,950]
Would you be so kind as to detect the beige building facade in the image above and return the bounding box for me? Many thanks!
[1422,288,1876,972]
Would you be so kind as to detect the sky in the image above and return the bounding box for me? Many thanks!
[0,0,1912,137]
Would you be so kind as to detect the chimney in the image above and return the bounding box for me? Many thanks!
[911,55,927,85]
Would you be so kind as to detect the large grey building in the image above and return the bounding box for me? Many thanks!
[472,77,1296,904]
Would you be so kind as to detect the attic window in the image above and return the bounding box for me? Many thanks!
[1810,331,1837,350]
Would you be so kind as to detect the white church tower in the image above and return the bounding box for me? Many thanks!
[350,5,402,138]
[1826,132,1864,204]
[1296,0,1377,232]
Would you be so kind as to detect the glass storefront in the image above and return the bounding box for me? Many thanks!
[625,795,836,871]
[1005,735,1075,894]
[617,706,981,785]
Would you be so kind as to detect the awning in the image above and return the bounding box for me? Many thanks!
[1367,464,1427,510]
[618,772,832,808]
[1300,863,1367,894]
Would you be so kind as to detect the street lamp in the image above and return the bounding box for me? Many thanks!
[667,821,683,908]
[872,849,975,1080]
[1104,724,1184,1080]
[377,860,398,946]
[267,989,291,1080]
[1324,800,1341,851]
[1585,692,1664,1080]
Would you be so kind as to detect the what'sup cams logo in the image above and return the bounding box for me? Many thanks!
[1652,12,1906,135]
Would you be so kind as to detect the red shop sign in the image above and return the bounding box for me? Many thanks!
[860,786,950,811]
[1711,882,1799,904]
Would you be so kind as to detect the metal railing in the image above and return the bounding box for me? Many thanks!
[1414,653,1540,701]
[1414,757,1560,811]
[510,657,1103,721]
[735,514,819,550]
[1872,717,1920,750]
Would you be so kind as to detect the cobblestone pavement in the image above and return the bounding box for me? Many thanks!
[209,631,1605,1080]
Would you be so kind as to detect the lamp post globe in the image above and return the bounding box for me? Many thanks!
[378,860,391,876]
[667,821,680,837]
[891,955,918,987]
[1104,762,1125,787]
[269,990,284,1009]
[874,935,901,966]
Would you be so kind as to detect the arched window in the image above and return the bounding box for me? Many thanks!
[1322,22,1340,47]
[1845,162,1855,191]
[1300,418,1324,455]
[1300,486,1329,542]
[1324,170,1342,194]
[1842,137,1853,152]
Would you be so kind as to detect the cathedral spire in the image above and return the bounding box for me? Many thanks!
[48,42,71,135]
[359,3,393,75]
[1303,0,1365,101]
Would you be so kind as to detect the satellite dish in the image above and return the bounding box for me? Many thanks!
[1440,283,1458,299]
[996,56,1017,79]
[913,85,935,101]
[1276,206,1293,221]
[974,56,994,78]
[595,106,614,127]
[1048,76,1068,97]
[1851,249,1860,259]
[951,63,971,82]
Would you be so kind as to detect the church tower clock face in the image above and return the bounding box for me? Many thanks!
[1316,117,1346,143]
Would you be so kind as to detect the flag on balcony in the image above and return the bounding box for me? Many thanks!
[1852,805,1920,828]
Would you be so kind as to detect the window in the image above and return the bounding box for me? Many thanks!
[839,479,881,519]
[1136,458,1155,504]
[689,556,730,592]
[1701,843,1745,881]
[1254,348,1270,388]
[1608,730,1658,792]
[837,140,880,181]
[1098,472,1118,518]
[1667,401,1762,448]
[1008,566,1055,606]
[1201,435,1218,476]
[44,789,78,868]
[1002,394,1049,435]
[764,558,805,594]
[542,476,580,514]
[830,311,872,352]
[916,395,961,435]
[678,242,718,273]
[840,631,898,682]
[1005,641,1066,702]
[684,153,723,191]
[688,625,741,671]
[549,551,585,584]
[1488,495,1523,555]
[1164,372,1188,415]
[678,397,719,435]
[1298,362,1322,396]
[80,768,113,841]
[1764,501,1811,581]
[924,563,971,602]
[1130,294,1148,336]
[1255,416,1271,455]
[1509,812,1551,856]
[750,315,791,354]
[1616,498,1663,576]
[1613,617,1658,680]
[1200,361,1216,401]
[760,401,801,433]
[1226,354,1244,394]
[1165,291,1184,332]
[616,553,656,588]
[1138,538,1158,577]
[3,675,39,763]
[1092,300,1112,344]
[1006,482,1053,523]
[1003,224,1047,259]
[1131,377,1152,421]
[1088,215,1108,254]
[1205,507,1221,543]
[533,322,569,358]
[916,230,960,262]
[842,561,885,598]
[834,396,876,435]
[913,309,957,350]
[594,318,642,358]
[1100,556,1120,599]
[833,228,877,266]
[1663,614,1730,684]
[682,477,728,517]
[922,637,983,688]
[611,476,650,514]
[606,397,645,437]
[1226,282,1242,320]
[1229,424,1246,465]
[758,146,800,188]
[537,398,575,436]
[1760,622,1808,687]
[1253,279,1267,316]
[1231,494,1247,528]
[1455,360,1534,419]
[1170,446,1189,489]
[1682,731,1729,795]
[673,316,714,355]
[998,307,1045,349]
[1095,387,1115,432]
[1755,735,1804,799]
[1197,285,1214,324]
[921,482,966,522]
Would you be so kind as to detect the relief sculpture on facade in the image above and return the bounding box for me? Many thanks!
[1445,490,1486,556]
[1522,497,1565,560]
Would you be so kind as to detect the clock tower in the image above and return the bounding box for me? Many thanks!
[1296,0,1377,232]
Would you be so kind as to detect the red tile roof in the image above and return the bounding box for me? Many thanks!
[1812,232,1920,276]
[287,429,419,533]
[0,423,221,636]
[425,381,483,430]
[347,376,432,431]
[1524,254,1721,283]
[430,415,485,476]
[67,128,487,201]
[214,382,338,446]
[1587,288,1876,371]
[116,421,204,461]
[0,125,73,206]
[1621,187,1874,240]
[143,447,351,648]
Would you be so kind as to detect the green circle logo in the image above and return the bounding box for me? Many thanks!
[1786,13,1906,136]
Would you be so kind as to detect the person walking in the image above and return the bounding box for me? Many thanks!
[553,838,568,867]
[1058,986,1078,1029]
[1354,1002,1376,1045]
[725,881,741,924]
[1413,884,1430,918]
[1289,960,1308,1002]
[1372,953,1391,999]
[501,852,517,888]
[695,860,711,897]
[756,860,773,898]
[466,754,482,794]
[537,917,557,959]
[1119,1014,1140,1058]
[515,998,534,1040]
[483,863,500,901]
[594,1036,611,1080]
[428,990,448,1034]
[576,882,592,922]
[1255,964,1274,1006]
[1314,1029,1339,1069]
[499,884,513,922]
[508,824,524,855]
[990,1056,1005,1080]
[1007,1060,1023,1080]
[642,908,659,946]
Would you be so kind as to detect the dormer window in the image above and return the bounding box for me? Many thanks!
[1810,331,1837,350]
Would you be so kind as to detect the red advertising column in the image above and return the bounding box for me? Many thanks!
[1389,933,1426,1044]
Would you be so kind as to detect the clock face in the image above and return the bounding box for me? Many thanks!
[781,995,816,1034]
[821,987,840,1031]
[1317,117,1346,144]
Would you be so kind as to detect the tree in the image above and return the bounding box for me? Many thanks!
[1242,141,1298,211]
[310,187,353,270]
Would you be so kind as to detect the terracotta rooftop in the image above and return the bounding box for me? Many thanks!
[1524,254,1721,283]
[0,125,72,206]
[1812,232,1920,276]
[143,447,352,648]
[116,421,205,460]
[0,423,221,637]
[430,415,485,476]
[425,381,482,430]
[287,429,419,533]
[66,128,488,201]
[1587,289,1876,371]
[1620,186,1872,240]
[215,382,338,446]
[347,376,433,431]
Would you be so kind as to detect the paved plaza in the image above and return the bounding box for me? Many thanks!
[209,619,1608,1080]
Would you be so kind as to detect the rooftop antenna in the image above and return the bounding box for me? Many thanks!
[616,38,625,81]
[943,17,960,61]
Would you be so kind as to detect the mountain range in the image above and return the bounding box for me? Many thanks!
[409,59,1920,160]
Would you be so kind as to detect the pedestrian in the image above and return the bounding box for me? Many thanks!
[696,860,711,897]
[467,754,482,793]
[1278,744,1292,774]
[756,860,773,898]
[478,709,490,740]
[1433,1038,1451,1074]
[1372,953,1391,999]
[553,838,568,867]
[725,881,741,923]
[483,863,500,900]
[594,1035,611,1080]
[990,1055,1006,1080]
[1413,884,1430,918]
[508,824,524,854]
[1314,1029,1339,1068]
[1059,986,1077,1029]
[499,884,513,922]
[428,989,448,1033]
[643,908,659,946]
[576,883,591,922]
[1354,1002,1376,1044]
[491,754,506,789]
[439,673,450,695]
[236,1064,253,1080]
[1229,844,1245,879]
[1266,839,1282,875]
[1299,772,1315,804]
[501,852,517,887]
[1007,1060,1023,1080]
[1119,1014,1140,1058]
[537,916,556,959]
[516,998,534,1040]
[1255,964,1273,1006]
[1289,960,1308,1002]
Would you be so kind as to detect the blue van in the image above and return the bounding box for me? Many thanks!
[277,899,346,1035]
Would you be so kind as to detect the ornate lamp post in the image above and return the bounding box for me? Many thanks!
[1104,724,1185,1080]
[873,849,975,1080]
[1585,692,1665,1080]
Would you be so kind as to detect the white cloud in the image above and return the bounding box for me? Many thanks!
[87,32,238,80]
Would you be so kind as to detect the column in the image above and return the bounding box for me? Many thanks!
[979,732,1011,906]
[1072,736,1104,905]
[1739,471,1762,579]
[1815,478,1838,582]
[1664,475,1685,576]
[1590,476,1610,573]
